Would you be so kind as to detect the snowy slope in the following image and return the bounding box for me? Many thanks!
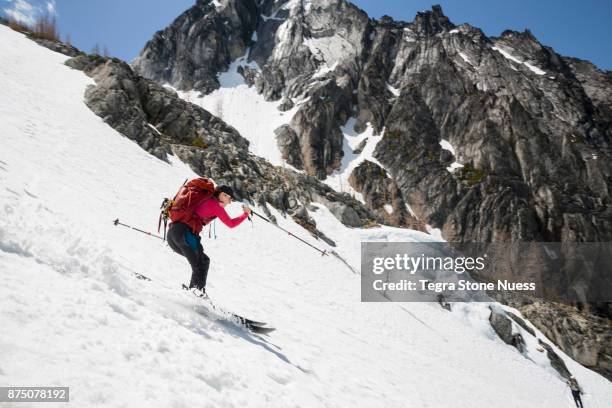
[1,25,611,408]
[177,55,304,170]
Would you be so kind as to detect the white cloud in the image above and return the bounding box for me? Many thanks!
[45,0,56,16]
[2,0,36,25]
[14,0,33,12]
[2,0,56,25]
[4,9,34,24]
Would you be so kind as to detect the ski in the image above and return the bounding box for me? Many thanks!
[127,271,274,334]
[181,284,275,334]
[133,272,152,281]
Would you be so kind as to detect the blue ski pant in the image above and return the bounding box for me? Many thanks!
[167,222,210,291]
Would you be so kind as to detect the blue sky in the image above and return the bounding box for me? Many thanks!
[2,0,611,70]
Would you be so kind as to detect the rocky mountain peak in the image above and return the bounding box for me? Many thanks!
[412,4,455,35]
[194,0,218,11]
[496,28,543,52]
[132,0,258,92]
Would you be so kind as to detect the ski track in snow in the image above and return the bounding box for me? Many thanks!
[0,24,611,408]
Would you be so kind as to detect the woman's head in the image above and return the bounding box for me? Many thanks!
[214,185,234,207]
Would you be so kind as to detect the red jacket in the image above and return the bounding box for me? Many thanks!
[195,198,248,229]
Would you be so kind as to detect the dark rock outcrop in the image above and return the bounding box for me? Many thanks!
[489,306,527,354]
[538,339,573,380]
[506,311,535,337]
[67,54,247,160]
[32,37,83,57]
[348,160,423,229]
[132,0,259,93]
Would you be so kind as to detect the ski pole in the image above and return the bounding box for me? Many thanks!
[250,210,328,256]
[113,218,165,240]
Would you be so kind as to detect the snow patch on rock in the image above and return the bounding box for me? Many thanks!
[491,45,545,75]
[440,139,464,173]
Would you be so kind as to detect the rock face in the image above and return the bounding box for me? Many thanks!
[66,54,382,240]
[348,160,424,230]
[67,55,247,160]
[371,24,612,245]
[518,300,612,380]
[132,0,259,93]
[538,339,573,380]
[489,306,527,354]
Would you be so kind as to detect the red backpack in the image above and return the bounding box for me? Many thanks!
[159,178,215,237]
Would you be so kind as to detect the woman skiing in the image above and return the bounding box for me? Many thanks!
[166,182,251,296]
